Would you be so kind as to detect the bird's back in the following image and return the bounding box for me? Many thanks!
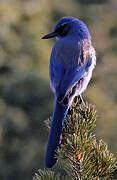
[51,38,81,68]
[49,38,96,97]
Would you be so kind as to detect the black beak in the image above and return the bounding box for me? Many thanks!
[42,31,57,39]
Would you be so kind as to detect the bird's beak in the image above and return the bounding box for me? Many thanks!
[42,31,57,39]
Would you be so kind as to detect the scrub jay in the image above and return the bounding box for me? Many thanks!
[42,16,96,168]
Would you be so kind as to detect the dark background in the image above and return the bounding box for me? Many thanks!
[0,0,117,179]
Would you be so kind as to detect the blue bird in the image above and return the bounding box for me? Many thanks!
[42,16,96,168]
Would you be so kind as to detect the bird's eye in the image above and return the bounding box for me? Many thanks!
[56,23,69,36]
[56,25,65,35]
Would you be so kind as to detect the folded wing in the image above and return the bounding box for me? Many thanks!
[49,39,93,104]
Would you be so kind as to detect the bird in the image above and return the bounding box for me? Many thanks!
[42,16,96,168]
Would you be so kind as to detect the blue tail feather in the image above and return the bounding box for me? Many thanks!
[45,100,69,168]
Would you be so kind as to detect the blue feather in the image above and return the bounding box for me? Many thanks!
[45,100,69,168]
[60,57,92,96]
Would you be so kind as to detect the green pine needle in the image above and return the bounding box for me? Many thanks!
[34,97,117,180]
[57,97,117,180]
[33,169,68,180]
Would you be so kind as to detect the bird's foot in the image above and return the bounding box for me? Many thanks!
[79,95,88,108]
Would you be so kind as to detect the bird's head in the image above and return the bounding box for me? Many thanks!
[42,16,91,40]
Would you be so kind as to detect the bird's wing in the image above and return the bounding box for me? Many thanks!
[49,39,93,102]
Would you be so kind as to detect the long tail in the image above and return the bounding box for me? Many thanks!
[45,100,69,168]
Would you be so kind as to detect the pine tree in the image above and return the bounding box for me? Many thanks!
[33,97,117,180]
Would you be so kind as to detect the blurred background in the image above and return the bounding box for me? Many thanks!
[0,0,117,179]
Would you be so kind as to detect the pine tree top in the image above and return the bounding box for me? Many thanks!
[33,97,117,180]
